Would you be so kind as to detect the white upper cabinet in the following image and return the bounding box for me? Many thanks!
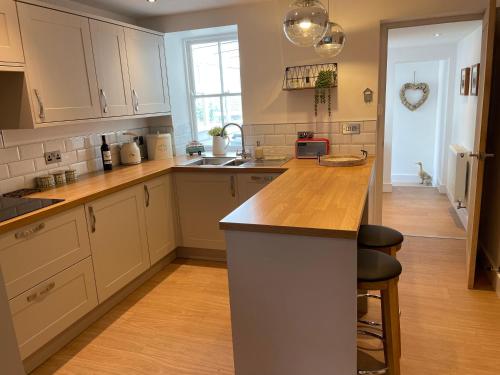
[89,20,133,118]
[0,0,24,64]
[125,28,170,115]
[17,3,101,123]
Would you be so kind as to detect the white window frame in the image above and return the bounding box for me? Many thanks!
[184,33,242,148]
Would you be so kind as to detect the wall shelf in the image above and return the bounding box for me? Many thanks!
[282,63,338,91]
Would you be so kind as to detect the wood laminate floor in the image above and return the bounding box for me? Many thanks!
[383,186,466,238]
[34,238,500,375]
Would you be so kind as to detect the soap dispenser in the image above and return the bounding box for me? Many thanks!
[255,141,264,160]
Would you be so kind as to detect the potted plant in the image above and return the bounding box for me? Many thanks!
[209,127,229,155]
[314,70,336,117]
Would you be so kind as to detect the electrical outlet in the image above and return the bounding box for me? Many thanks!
[44,150,62,165]
[342,123,361,135]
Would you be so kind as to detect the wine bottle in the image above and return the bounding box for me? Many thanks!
[101,135,112,171]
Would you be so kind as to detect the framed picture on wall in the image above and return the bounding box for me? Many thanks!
[470,63,480,96]
[460,67,470,96]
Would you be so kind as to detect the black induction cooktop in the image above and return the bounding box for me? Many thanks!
[0,196,64,223]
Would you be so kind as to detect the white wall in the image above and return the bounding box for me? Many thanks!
[140,0,489,125]
[164,25,238,154]
[384,44,457,189]
[390,60,442,184]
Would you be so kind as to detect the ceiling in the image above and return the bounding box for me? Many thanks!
[388,20,482,49]
[75,0,270,17]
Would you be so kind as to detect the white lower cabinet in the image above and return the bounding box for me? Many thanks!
[10,257,98,359]
[175,173,238,250]
[144,175,177,265]
[86,185,150,302]
[0,206,91,300]
[237,173,282,204]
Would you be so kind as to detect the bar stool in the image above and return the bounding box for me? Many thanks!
[357,249,402,375]
[357,225,404,257]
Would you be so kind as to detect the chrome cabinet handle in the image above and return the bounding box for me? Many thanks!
[132,89,139,112]
[144,185,150,207]
[100,88,109,114]
[15,222,45,239]
[39,281,55,296]
[230,175,236,197]
[89,206,96,233]
[34,89,45,119]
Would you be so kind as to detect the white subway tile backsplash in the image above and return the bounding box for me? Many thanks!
[0,147,20,164]
[253,125,275,135]
[330,134,352,145]
[19,143,44,160]
[0,176,25,194]
[245,135,265,147]
[0,165,9,180]
[242,125,254,137]
[77,148,95,162]
[264,135,285,146]
[316,122,339,134]
[8,160,35,177]
[70,161,88,176]
[274,124,296,135]
[87,158,103,173]
[65,137,85,151]
[295,123,316,133]
[44,139,66,153]
[363,144,376,155]
[285,135,297,146]
[352,133,376,144]
[60,151,78,165]
[34,157,49,171]
[339,144,364,156]
[363,121,377,133]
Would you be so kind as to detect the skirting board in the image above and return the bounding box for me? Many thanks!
[176,247,227,262]
[23,251,177,373]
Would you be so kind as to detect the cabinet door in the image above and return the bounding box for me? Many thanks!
[89,20,133,117]
[144,175,176,265]
[175,173,238,250]
[237,173,282,204]
[125,28,170,115]
[86,185,150,302]
[0,0,24,64]
[17,3,101,123]
[10,257,98,359]
[0,206,91,300]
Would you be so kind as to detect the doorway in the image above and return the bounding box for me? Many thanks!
[382,21,483,239]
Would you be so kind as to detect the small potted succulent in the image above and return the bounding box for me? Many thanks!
[314,70,336,117]
[209,127,229,155]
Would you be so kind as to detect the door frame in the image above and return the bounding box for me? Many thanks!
[374,13,485,225]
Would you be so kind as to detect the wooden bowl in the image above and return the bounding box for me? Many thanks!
[319,155,367,167]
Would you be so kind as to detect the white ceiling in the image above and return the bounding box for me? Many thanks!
[75,0,270,17]
[388,20,482,49]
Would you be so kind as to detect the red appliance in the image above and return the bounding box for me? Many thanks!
[295,138,330,159]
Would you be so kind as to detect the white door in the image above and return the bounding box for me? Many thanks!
[466,0,496,288]
[175,173,238,250]
[86,185,150,302]
[144,175,177,265]
[89,20,133,117]
[17,3,101,123]
[125,28,170,115]
[0,0,24,64]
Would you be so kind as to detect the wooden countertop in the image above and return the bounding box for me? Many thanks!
[0,155,287,235]
[220,157,375,239]
[0,155,374,239]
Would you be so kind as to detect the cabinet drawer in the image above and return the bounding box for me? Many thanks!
[10,257,98,359]
[0,206,91,299]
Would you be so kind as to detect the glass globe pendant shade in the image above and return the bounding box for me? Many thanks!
[283,0,329,47]
[314,22,346,57]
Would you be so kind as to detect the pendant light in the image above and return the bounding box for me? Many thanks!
[283,0,329,47]
[314,0,346,57]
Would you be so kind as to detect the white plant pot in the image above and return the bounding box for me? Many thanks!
[212,136,229,156]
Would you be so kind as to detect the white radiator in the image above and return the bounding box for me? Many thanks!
[449,144,469,204]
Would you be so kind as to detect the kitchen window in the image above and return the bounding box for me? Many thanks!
[186,34,243,148]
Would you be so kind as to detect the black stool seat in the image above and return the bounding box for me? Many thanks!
[358,249,402,282]
[358,224,404,249]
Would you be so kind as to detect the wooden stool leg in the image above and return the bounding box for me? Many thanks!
[381,279,401,375]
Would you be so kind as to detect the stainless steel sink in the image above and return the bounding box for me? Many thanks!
[223,159,250,166]
[184,157,235,166]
